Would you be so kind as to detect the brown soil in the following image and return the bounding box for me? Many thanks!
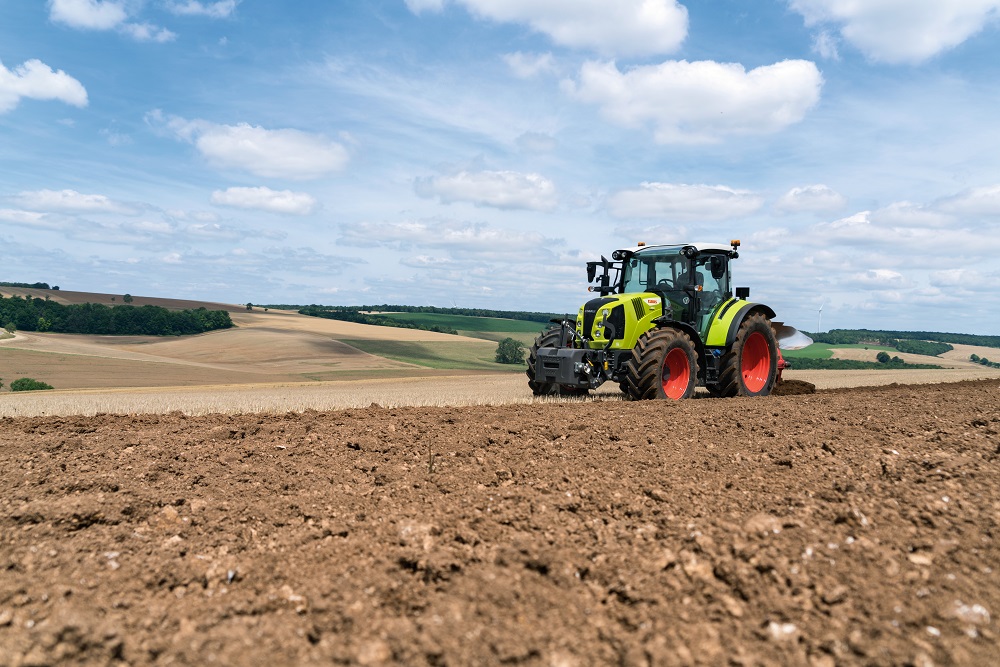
[2,381,999,666]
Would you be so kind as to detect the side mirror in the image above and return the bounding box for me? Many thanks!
[586,262,597,282]
[710,256,726,280]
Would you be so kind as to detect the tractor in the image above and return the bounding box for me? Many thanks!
[527,240,810,399]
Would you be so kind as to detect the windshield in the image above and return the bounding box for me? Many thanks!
[621,249,687,293]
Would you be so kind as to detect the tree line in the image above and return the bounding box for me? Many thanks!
[298,306,459,334]
[0,294,232,336]
[810,328,998,350]
[0,281,59,290]
[269,304,565,324]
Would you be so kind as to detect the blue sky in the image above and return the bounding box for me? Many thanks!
[2,1,1000,334]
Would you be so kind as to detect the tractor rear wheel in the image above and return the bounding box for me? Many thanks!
[526,327,589,396]
[713,312,778,397]
[623,328,698,400]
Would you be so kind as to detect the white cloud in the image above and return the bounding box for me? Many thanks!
[811,30,840,60]
[415,170,558,211]
[566,59,823,144]
[870,201,953,228]
[49,0,177,42]
[608,183,763,221]
[849,268,912,290]
[186,222,246,241]
[211,186,318,216]
[936,184,1000,216]
[0,209,49,225]
[412,0,688,57]
[49,0,127,30]
[789,0,1000,64]
[339,219,562,259]
[0,59,88,113]
[120,22,177,42]
[775,184,847,213]
[13,189,138,215]
[164,1,240,18]
[813,210,877,245]
[503,52,557,78]
[149,111,350,179]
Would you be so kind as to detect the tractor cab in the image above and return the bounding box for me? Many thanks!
[618,243,734,340]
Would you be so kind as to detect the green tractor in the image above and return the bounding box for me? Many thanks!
[527,240,809,399]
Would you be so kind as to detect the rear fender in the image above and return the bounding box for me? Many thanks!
[705,301,776,348]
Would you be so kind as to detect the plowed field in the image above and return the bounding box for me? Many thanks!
[2,380,999,666]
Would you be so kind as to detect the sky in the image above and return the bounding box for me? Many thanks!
[2,1,1000,335]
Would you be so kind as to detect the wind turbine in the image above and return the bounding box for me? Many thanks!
[817,303,824,334]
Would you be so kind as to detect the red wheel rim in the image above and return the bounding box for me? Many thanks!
[742,331,771,393]
[661,348,690,399]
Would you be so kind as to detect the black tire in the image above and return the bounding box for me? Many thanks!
[526,327,589,396]
[716,312,778,397]
[623,328,698,400]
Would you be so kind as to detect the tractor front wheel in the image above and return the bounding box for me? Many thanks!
[623,328,698,400]
[713,312,778,397]
[526,327,589,396]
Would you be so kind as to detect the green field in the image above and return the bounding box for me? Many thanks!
[341,339,525,371]
[379,312,550,334]
[782,343,896,359]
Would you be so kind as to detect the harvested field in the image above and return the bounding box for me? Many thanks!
[2,367,1000,418]
[2,380,999,665]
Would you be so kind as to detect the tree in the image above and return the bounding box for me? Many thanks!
[10,378,54,391]
[495,337,526,365]
[0,378,4,390]
[123,294,133,304]
[876,351,891,364]
[246,302,254,311]
[971,354,980,362]
[3,323,13,334]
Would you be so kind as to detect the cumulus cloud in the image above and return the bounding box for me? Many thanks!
[13,189,138,215]
[775,184,847,213]
[120,22,177,42]
[565,59,823,144]
[410,0,688,57]
[49,0,176,42]
[935,184,1000,216]
[608,183,763,221]
[0,59,88,113]
[849,268,912,290]
[415,170,558,211]
[339,219,562,259]
[164,1,240,18]
[48,0,127,30]
[148,111,350,179]
[0,209,50,226]
[870,201,953,228]
[789,0,1000,64]
[503,52,557,78]
[813,210,877,245]
[211,186,318,216]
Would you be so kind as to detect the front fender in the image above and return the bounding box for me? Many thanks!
[651,318,707,381]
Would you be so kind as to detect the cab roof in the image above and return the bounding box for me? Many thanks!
[619,242,735,255]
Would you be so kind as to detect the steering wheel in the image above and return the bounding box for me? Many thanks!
[656,278,674,288]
